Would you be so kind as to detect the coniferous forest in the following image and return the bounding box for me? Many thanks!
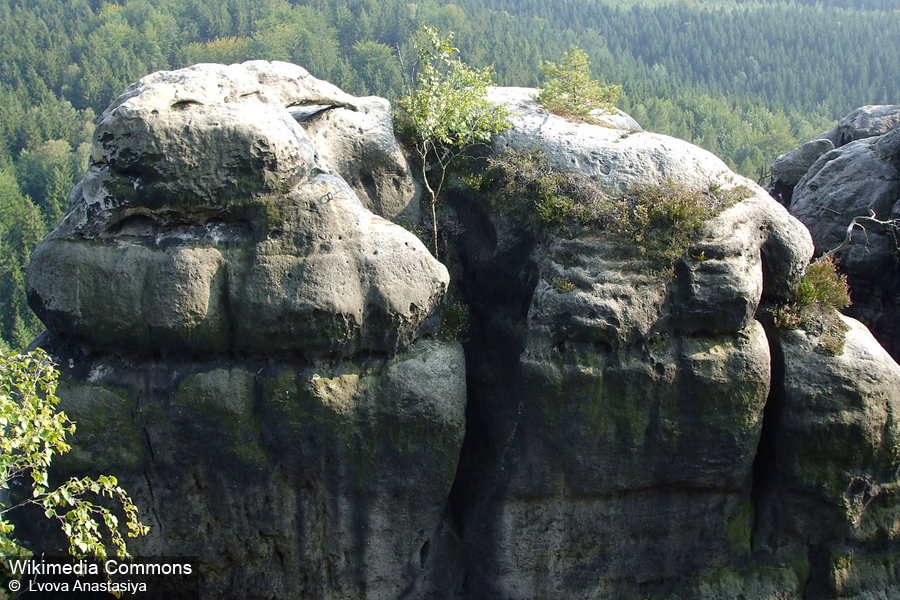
[0,0,898,350]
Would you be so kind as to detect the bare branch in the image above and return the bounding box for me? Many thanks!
[818,210,899,261]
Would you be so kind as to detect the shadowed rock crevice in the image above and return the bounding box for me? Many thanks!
[750,319,791,562]
[446,190,539,542]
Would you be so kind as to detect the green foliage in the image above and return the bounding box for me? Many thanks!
[438,294,470,343]
[796,255,852,311]
[16,138,89,226]
[607,180,746,268]
[479,147,744,269]
[350,41,404,98]
[185,36,252,65]
[551,277,576,293]
[0,350,149,573]
[479,147,603,232]
[538,46,621,118]
[773,255,852,355]
[0,168,47,350]
[398,25,509,255]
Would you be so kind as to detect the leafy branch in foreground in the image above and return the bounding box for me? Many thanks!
[0,349,149,566]
[398,26,509,256]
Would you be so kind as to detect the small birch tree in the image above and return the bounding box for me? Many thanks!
[398,26,509,256]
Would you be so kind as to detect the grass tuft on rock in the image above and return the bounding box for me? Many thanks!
[773,255,852,355]
[470,147,748,271]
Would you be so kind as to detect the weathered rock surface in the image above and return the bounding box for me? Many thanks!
[752,316,900,599]
[820,105,900,148]
[766,105,900,208]
[775,107,900,361]
[297,94,421,221]
[21,62,464,599]
[32,335,466,600]
[448,91,900,599]
[27,61,443,360]
[21,70,900,600]
[771,138,835,187]
[488,87,732,192]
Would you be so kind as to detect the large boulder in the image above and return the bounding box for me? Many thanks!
[487,87,735,192]
[35,337,466,600]
[448,88,881,599]
[27,61,442,360]
[820,105,900,148]
[753,316,900,598]
[770,138,835,189]
[766,105,900,207]
[20,62,465,599]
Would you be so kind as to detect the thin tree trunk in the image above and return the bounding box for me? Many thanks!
[418,145,440,256]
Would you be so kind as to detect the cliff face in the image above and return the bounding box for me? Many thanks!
[23,64,900,599]
[24,62,465,599]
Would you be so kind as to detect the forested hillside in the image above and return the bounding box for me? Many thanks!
[1,0,897,350]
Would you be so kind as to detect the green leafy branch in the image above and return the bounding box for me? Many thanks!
[0,349,149,565]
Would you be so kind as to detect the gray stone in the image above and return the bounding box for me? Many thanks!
[36,337,466,600]
[820,105,900,148]
[27,62,446,359]
[449,87,822,600]
[487,86,737,193]
[789,129,900,359]
[771,138,835,186]
[752,316,900,597]
[299,94,421,222]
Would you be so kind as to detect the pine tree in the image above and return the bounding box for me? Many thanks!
[538,46,621,117]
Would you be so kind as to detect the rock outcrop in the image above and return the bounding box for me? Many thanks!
[21,68,900,599]
[24,62,464,599]
[768,105,900,362]
[448,90,900,599]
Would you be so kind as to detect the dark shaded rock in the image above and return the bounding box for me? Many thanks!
[33,336,466,600]
[752,316,900,598]
[767,138,835,206]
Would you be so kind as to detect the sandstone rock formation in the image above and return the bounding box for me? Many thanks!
[448,91,900,599]
[22,67,900,599]
[24,62,464,599]
[28,61,439,360]
[768,105,900,362]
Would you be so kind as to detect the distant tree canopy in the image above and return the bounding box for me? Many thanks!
[1,0,897,348]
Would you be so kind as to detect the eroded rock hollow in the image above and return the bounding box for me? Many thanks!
[23,64,900,599]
